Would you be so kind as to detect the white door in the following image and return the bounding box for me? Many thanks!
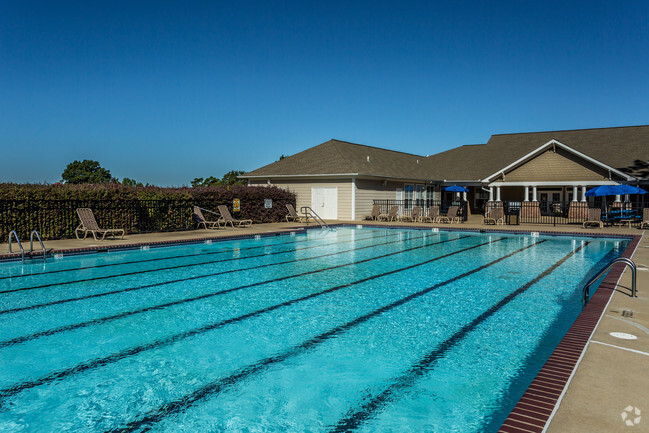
[311,187,338,219]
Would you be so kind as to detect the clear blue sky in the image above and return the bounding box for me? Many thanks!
[1,1,648,186]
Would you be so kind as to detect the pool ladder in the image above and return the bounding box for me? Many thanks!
[8,230,47,262]
[300,206,331,230]
[582,257,636,307]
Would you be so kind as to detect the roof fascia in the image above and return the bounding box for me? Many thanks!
[481,139,635,182]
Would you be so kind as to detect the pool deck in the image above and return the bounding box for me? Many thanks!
[1,217,646,432]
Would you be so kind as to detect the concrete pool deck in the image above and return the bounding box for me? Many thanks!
[1,218,646,432]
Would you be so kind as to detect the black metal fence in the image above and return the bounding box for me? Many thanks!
[0,199,226,241]
[503,201,646,226]
[372,199,469,221]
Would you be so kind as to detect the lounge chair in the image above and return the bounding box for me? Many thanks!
[437,205,461,224]
[583,208,603,229]
[193,206,222,229]
[401,206,422,222]
[217,205,252,228]
[421,206,440,223]
[75,208,125,241]
[377,205,399,221]
[285,203,310,223]
[362,205,381,221]
[640,208,649,229]
[483,207,504,225]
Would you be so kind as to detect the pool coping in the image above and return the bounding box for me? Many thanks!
[0,223,640,432]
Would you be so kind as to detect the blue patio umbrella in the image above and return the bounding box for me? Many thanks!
[615,184,648,195]
[444,185,469,192]
[584,185,626,197]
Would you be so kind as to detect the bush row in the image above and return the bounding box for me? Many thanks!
[0,183,296,240]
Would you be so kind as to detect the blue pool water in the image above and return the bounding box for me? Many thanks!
[0,227,628,432]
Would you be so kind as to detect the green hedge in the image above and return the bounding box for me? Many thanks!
[0,183,296,240]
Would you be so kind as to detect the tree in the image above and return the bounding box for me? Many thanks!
[190,171,246,187]
[278,154,288,161]
[61,160,114,184]
[220,170,246,186]
[121,177,143,187]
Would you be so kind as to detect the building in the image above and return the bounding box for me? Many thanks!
[242,125,649,220]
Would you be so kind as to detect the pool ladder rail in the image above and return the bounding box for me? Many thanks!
[300,206,332,230]
[8,230,49,262]
[582,257,637,307]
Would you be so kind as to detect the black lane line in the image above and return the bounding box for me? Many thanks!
[0,229,386,282]
[0,230,390,295]
[103,238,538,433]
[0,231,427,317]
[329,242,589,433]
[0,232,441,345]
[0,235,488,407]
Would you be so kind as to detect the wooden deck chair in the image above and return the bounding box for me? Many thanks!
[421,206,440,223]
[362,205,381,221]
[285,203,309,223]
[217,205,252,228]
[640,208,649,229]
[483,207,504,225]
[193,206,222,229]
[401,206,422,222]
[377,205,399,221]
[438,205,461,224]
[75,208,125,241]
[583,208,603,229]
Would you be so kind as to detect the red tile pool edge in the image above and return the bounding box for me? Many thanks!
[497,234,642,433]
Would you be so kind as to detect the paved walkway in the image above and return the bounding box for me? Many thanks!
[1,218,646,432]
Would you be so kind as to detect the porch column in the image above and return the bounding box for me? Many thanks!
[489,187,494,202]
[532,186,537,202]
[625,194,630,202]
[524,186,529,201]
[572,186,578,201]
[496,187,501,201]
[615,195,621,203]
[462,191,467,201]
[581,186,587,202]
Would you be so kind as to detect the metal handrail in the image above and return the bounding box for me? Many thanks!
[8,230,25,262]
[583,257,637,306]
[300,206,330,229]
[30,230,47,261]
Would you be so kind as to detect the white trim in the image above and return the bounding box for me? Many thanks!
[488,180,619,187]
[481,139,635,182]
[351,178,356,221]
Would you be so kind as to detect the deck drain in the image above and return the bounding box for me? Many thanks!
[622,309,634,318]
[609,332,637,340]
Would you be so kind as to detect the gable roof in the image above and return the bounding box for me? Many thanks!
[426,125,649,181]
[243,139,433,180]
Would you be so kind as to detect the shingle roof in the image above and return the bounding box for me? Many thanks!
[243,139,433,180]
[427,125,649,180]
[243,125,649,182]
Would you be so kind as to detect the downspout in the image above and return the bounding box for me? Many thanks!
[351,177,356,221]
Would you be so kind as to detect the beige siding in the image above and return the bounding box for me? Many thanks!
[506,149,610,182]
[355,179,404,220]
[250,179,352,220]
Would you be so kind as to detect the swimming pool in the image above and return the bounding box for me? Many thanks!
[0,227,628,432]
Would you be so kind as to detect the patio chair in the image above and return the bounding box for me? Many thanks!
[437,205,461,224]
[285,203,309,223]
[483,207,504,225]
[362,205,381,221]
[641,208,649,229]
[75,208,125,241]
[377,205,399,221]
[583,208,603,229]
[400,206,422,222]
[421,206,440,223]
[217,205,252,228]
[193,206,222,229]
